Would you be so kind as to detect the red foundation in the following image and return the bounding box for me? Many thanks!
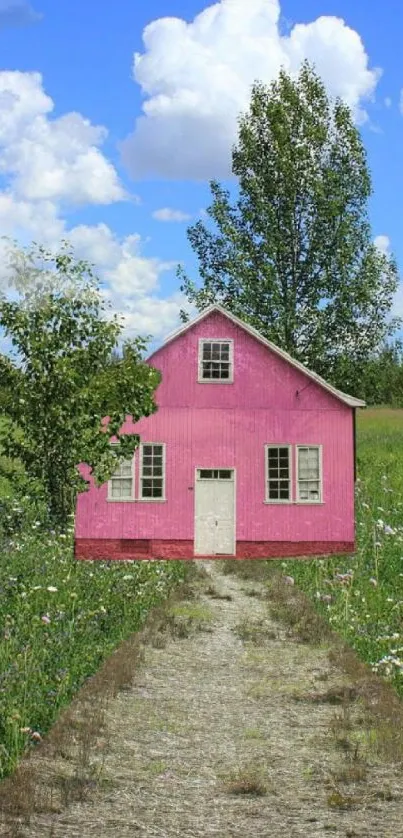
[74,538,354,561]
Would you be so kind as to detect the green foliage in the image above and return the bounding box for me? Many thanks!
[0,241,161,528]
[0,527,187,780]
[0,417,47,541]
[178,62,401,385]
[331,341,403,406]
[270,408,403,697]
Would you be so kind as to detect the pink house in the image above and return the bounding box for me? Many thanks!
[74,305,365,562]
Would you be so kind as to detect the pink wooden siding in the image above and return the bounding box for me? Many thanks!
[75,311,355,554]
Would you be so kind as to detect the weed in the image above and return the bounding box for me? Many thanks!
[243,727,263,740]
[233,617,276,644]
[205,584,233,601]
[327,789,360,809]
[219,766,268,796]
[220,559,272,581]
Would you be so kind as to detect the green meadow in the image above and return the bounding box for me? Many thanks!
[272,408,403,695]
[0,525,186,780]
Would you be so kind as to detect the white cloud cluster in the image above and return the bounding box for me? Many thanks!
[122,0,380,180]
[0,71,185,340]
[152,207,191,222]
[0,72,125,205]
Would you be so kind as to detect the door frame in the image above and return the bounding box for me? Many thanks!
[194,467,237,556]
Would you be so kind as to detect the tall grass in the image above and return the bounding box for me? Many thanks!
[271,408,403,696]
[0,522,186,780]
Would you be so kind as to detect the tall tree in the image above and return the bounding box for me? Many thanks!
[178,62,401,383]
[0,242,161,529]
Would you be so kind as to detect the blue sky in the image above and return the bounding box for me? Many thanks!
[0,0,402,353]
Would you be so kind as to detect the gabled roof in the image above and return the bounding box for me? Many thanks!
[150,304,366,408]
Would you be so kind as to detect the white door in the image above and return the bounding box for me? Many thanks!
[194,469,235,556]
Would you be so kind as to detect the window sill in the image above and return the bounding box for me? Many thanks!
[197,379,234,384]
[106,498,167,503]
[137,498,167,503]
[263,500,325,506]
[295,500,324,505]
[264,500,292,505]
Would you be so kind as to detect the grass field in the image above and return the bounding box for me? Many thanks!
[0,528,187,780]
[271,407,403,696]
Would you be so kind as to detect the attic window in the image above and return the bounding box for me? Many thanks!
[198,339,233,382]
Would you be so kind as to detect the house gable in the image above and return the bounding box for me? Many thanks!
[146,308,363,412]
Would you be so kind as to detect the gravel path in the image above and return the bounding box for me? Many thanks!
[4,560,403,837]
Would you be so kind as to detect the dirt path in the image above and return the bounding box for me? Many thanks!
[3,560,403,837]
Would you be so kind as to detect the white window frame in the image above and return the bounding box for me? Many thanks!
[296,445,323,504]
[264,444,292,504]
[196,468,235,481]
[107,443,135,502]
[138,442,166,502]
[198,338,234,383]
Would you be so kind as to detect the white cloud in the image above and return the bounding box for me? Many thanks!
[0,71,126,205]
[67,224,184,339]
[106,294,187,342]
[122,0,380,180]
[0,71,184,341]
[374,234,391,256]
[384,96,392,108]
[152,207,192,222]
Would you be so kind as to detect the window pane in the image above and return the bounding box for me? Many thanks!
[153,445,163,457]
[111,482,121,499]
[201,342,232,380]
[142,486,153,497]
[279,448,289,458]
[269,483,280,499]
[142,466,152,476]
[280,481,289,493]
[153,465,163,477]
[120,480,132,498]
[199,469,214,479]
[219,470,232,479]
[299,448,319,480]
[120,461,132,476]
[279,468,289,478]
[111,478,132,498]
